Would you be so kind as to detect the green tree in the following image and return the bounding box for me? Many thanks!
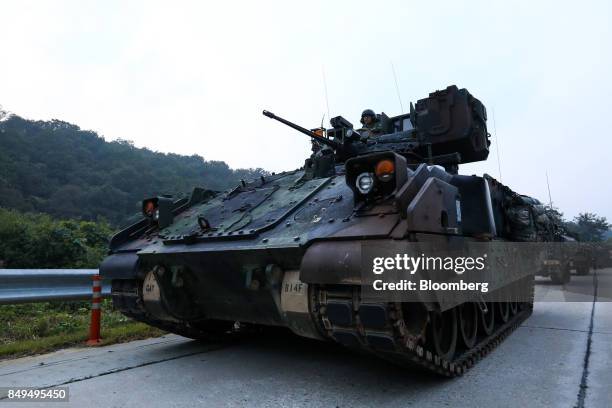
[565,212,610,242]
[0,208,113,268]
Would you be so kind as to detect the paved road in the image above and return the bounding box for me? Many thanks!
[0,269,610,408]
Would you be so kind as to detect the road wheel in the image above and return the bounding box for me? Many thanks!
[458,303,478,349]
[509,301,518,316]
[497,302,510,324]
[428,308,457,361]
[479,301,495,336]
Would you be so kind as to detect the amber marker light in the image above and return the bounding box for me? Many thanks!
[375,159,395,181]
[144,200,156,217]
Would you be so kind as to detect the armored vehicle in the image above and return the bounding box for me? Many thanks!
[533,208,573,284]
[101,85,542,376]
[570,244,593,276]
[530,205,588,283]
[538,244,572,284]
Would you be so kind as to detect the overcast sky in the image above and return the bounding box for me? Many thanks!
[1,0,610,220]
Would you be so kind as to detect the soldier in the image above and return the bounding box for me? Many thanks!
[360,109,384,135]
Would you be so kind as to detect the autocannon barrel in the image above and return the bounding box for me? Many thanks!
[262,110,339,149]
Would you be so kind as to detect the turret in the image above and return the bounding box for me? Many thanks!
[263,85,490,174]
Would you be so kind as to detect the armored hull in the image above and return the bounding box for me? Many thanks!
[101,86,538,376]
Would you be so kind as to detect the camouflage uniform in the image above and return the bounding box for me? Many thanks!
[360,109,384,136]
[364,120,384,134]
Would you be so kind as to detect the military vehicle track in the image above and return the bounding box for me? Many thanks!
[112,276,534,377]
[315,277,534,377]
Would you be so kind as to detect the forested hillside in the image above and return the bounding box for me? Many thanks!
[0,114,266,225]
[0,208,111,268]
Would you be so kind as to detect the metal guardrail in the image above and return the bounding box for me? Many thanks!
[0,269,111,305]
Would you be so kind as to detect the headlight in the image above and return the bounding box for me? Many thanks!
[345,152,408,205]
[356,172,374,194]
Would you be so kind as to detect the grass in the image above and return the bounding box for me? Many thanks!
[0,300,165,360]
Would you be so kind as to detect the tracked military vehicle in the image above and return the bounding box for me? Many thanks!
[530,205,582,284]
[101,85,542,376]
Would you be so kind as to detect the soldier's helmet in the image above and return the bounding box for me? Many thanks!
[360,109,376,124]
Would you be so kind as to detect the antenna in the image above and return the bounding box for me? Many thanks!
[492,107,503,182]
[546,171,553,208]
[390,62,404,114]
[321,66,331,126]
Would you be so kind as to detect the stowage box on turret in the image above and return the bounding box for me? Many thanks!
[101,85,545,376]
